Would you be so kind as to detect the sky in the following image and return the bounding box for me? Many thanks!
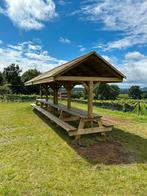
[0,0,147,88]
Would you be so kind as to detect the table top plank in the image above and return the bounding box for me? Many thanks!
[36,99,102,119]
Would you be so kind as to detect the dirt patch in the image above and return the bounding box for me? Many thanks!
[72,140,135,165]
[102,116,134,126]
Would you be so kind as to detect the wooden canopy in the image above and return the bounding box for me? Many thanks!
[25,51,126,118]
[25,51,125,86]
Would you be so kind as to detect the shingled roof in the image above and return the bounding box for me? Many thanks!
[25,51,126,86]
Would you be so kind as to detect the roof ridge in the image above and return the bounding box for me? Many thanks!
[26,51,96,84]
[25,50,126,86]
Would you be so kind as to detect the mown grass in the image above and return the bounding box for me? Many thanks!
[0,102,147,196]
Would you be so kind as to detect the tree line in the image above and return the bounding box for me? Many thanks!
[0,64,40,95]
[0,64,145,100]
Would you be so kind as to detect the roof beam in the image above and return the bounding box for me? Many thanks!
[25,77,54,86]
[56,76,123,82]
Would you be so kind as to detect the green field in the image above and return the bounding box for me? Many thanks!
[0,102,147,195]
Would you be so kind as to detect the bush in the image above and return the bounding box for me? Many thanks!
[70,98,143,113]
[0,85,11,96]
[0,94,40,102]
[71,91,84,99]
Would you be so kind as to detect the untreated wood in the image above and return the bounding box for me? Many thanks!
[32,105,76,132]
[25,51,125,86]
[45,85,49,101]
[82,82,88,92]
[25,51,124,136]
[40,85,43,99]
[36,99,101,119]
[69,126,112,136]
[56,76,123,82]
[87,81,93,118]
[53,88,58,105]
[63,83,74,109]
[32,100,113,136]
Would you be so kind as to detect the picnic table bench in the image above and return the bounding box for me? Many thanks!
[33,99,113,136]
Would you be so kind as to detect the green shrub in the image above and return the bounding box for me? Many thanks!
[0,85,11,95]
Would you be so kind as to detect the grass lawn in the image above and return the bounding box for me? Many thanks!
[0,102,147,196]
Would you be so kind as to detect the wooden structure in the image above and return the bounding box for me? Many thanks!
[25,51,126,136]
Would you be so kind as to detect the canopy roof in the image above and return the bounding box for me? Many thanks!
[25,51,126,86]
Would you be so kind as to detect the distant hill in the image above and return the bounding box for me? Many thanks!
[66,86,147,93]
[142,87,147,92]
[120,88,129,94]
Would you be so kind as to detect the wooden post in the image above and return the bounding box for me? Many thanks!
[45,85,48,101]
[53,88,58,105]
[64,83,74,110]
[67,88,71,109]
[88,81,93,118]
[40,85,42,99]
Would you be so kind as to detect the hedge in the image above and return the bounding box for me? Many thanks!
[0,94,146,114]
[71,98,145,113]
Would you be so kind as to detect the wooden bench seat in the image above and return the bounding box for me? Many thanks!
[34,100,113,136]
[32,104,76,132]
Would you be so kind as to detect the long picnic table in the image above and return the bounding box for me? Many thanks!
[33,99,113,136]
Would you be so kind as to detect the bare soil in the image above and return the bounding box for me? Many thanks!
[73,140,135,165]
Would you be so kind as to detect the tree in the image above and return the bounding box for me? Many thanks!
[111,85,120,99]
[128,86,142,99]
[0,72,3,85]
[94,83,120,100]
[3,64,23,93]
[21,69,40,94]
[21,69,40,83]
[0,84,11,96]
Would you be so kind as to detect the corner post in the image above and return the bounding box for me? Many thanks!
[53,87,58,105]
[45,84,48,101]
[67,87,71,109]
[88,81,93,118]
[40,85,42,99]
[64,83,74,109]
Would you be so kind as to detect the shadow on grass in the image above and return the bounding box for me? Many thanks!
[34,110,147,165]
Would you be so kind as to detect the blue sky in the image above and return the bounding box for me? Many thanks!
[0,0,147,87]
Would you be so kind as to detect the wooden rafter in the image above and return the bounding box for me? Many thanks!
[56,76,123,82]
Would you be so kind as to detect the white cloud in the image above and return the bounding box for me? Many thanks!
[0,0,57,30]
[120,52,147,84]
[99,52,147,84]
[79,47,86,52]
[59,37,71,44]
[0,40,3,44]
[77,44,86,52]
[125,51,145,60]
[58,0,66,6]
[105,37,132,50]
[0,7,5,14]
[0,41,66,73]
[81,0,147,50]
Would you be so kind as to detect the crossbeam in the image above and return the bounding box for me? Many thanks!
[56,76,123,82]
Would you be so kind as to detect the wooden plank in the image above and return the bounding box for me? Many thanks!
[56,76,123,82]
[69,126,112,136]
[36,99,101,119]
[30,77,54,85]
[32,105,76,132]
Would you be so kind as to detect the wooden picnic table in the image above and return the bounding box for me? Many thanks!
[34,99,113,136]
[36,99,101,119]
